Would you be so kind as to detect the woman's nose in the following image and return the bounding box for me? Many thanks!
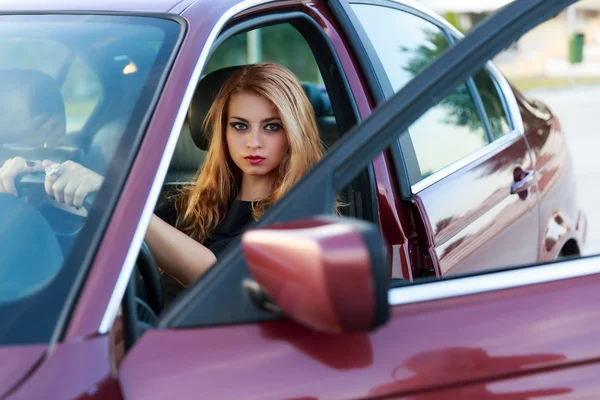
[246,129,262,148]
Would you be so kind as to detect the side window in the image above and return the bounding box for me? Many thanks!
[409,83,488,179]
[472,68,512,139]
[352,3,490,180]
[61,57,103,133]
[351,3,450,92]
[205,24,322,84]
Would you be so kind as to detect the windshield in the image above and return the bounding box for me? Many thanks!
[0,14,182,345]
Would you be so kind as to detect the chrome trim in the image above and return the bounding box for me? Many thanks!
[98,0,278,334]
[486,60,525,134]
[411,129,522,193]
[385,0,464,37]
[409,60,524,195]
[389,256,600,306]
[350,0,464,38]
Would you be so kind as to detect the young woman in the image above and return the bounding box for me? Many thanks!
[146,62,324,299]
[0,62,325,301]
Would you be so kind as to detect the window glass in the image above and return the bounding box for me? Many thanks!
[0,39,103,134]
[473,68,512,139]
[0,38,70,76]
[0,14,181,345]
[61,57,103,133]
[351,3,451,92]
[205,23,322,84]
[410,83,489,179]
[352,4,489,179]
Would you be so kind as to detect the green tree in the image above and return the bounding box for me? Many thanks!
[401,30,488,138]
[205,24,320,84]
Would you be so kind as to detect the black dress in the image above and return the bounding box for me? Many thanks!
[155,199,255,303]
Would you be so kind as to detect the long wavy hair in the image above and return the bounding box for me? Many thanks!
[175,63,324,242]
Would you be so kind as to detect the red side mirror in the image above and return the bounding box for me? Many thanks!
[241,216,389,334]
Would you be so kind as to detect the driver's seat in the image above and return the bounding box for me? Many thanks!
[0,69,67,163]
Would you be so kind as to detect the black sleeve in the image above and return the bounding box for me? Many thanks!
[154,199,178,227]
[207,237,238,259]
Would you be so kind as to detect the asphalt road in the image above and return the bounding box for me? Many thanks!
[528,84,600,256]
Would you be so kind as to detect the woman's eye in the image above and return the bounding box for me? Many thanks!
[230,122,248,131]
[264,123,283,132]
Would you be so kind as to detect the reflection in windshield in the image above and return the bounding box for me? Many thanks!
[0,14,181,345]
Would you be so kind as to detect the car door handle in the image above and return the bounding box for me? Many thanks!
[511,169,536,195]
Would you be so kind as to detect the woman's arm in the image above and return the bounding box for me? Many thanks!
[145,214,217,286]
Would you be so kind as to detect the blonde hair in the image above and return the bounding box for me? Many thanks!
[175,63,324,242]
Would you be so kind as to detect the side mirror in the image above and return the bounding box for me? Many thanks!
[241,216,389,334]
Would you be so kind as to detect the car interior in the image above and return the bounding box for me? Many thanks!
[156,64,342,207]
[0,18,378,337]
[128,20,384,331]
[157,21,376,222]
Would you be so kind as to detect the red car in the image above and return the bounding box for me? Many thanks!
[0,0,592,399]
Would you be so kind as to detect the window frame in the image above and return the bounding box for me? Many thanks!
[347,0,525,195]
[470,64,516,140]
[410,58,525,194]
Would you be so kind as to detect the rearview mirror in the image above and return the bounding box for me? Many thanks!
[241,216,389,334]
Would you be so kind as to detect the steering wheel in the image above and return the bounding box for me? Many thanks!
[15,172,96,211]
[136,241,164,315]
[15,172,165,313]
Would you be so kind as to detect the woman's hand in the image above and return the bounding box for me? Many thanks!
[42,160,104,208]
[0,157,44,196]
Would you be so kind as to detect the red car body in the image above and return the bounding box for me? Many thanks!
[1,0,592,399]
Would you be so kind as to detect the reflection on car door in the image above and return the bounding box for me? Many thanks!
[347,1,540,276]
[409,65,540,276]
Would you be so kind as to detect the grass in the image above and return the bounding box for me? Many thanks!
[509,76,600,91]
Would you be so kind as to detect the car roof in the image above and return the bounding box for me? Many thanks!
[0,0,197,13]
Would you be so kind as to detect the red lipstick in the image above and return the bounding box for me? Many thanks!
[244,155,265,165]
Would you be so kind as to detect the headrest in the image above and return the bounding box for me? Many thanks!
[188,65,333,151]
[301,82,333,117]
[0,70,66,147]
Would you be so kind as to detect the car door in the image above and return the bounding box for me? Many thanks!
[343,0,541,278]
[114,1,600,399]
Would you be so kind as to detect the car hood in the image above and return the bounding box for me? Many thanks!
[0,345,45,398]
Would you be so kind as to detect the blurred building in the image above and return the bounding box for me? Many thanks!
[419,0,600,78]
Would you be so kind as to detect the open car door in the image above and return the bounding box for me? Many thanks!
[120,1,600,398]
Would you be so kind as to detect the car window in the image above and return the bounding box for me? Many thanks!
[0,39,103,134]
[409,83,489,179]
[61,56,103,133]
[0,14,181,345]
[351,3,491,180]
[0,38,70,76]
[205,23,322,84]
[472,68,512,139]
[351,3,451,92]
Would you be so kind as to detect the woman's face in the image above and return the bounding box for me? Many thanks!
[226,91,289,178]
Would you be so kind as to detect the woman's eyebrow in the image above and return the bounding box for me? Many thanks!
[230,116,282,123]
[261,117,281,123]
